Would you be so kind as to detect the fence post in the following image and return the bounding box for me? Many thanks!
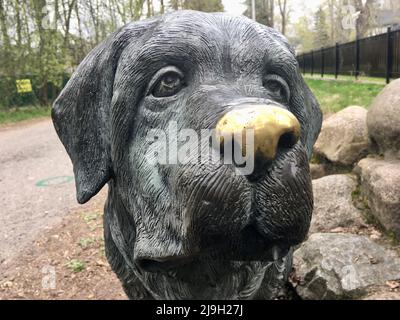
[311,50,314,76]
[386,27,392,84]
[335,42,340,79]
[321,47,325,78]
[303,55,306,74]
[355,37,360,80]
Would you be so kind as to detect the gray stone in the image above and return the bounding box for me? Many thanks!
[367,79,400,159]
[311,175,364,233]
[314,106,369,166]
[293,233,400,300]
[363,291,400,300]
[355,158,400,239]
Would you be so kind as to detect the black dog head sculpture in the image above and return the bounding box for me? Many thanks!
[52,10,322,300]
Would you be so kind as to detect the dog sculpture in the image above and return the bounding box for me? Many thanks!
[52,10,322,300]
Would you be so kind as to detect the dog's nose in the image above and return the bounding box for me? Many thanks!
[214,105,301,179]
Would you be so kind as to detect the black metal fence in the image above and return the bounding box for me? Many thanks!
[297,28,400,83]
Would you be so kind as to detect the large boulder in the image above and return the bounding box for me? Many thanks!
[293,233,400,300]
[310,175,364,234]
[355,158,400,239]
[367,79,400,159]
[364,291,400,300]
[314,106,369,166]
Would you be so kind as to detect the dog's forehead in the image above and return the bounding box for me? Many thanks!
[114,11,298,91]
[152,11,276,47]
[123,11,296,72]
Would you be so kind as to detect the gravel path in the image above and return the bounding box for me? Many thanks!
[0,119,100,269]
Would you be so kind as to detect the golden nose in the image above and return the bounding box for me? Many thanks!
[215,105,301,161]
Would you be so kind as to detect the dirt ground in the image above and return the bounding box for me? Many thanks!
[0,118,127,299]
[0,118,89,264]
[0,195,126,300]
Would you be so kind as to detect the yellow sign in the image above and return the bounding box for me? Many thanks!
[16,79,33,93]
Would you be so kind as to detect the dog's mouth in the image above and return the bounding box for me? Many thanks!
[137,246,289,272]
[136,253,281,300]
[133,214,295,299]
[136,235,291,275]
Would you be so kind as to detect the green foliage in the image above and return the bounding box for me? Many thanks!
[66,259,86,273]
[313,6,330,48]
[387,231,399,246]
[351,188,361,202]
[0,1,149,106]
[0,74,68,109]
[0,106,51,124]
[81,212,101,223]
[183,0,224,12]
[243,0,275,27]
[310,153,324,165]
[0,0,230,108]
[290,16,315,53]
[78,237,96,249]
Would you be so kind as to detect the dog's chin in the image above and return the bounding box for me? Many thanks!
[140,260,268,300]
[137,245,291,300]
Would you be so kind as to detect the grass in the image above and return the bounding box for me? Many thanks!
[78,237,96,249]
[81,211,103,232]
[306,78,385,114]
[81,212,101,223]
[303,73,387,85]
[0,106,51,125]
[65,259,86,273]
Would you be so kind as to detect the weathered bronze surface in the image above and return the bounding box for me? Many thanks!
[52,10,322,300]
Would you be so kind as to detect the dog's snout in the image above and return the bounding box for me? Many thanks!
[214,104,301,178]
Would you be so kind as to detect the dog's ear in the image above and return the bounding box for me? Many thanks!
[301,78,323,158]
[52,21,157,204]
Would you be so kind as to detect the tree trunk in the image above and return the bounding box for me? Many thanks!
[170,0,180,10]
[328,0,335,43]
[31,0,48,105]
[278,0,288,35]
[160,0,165,14]
[0,0,11,54]
[14,1,22,48]
[147,0,152,17]
[270,0,274,28]
[74,0,85,65]
[354,0,375,38]
[132,0,145,20]
[63,0,77,62]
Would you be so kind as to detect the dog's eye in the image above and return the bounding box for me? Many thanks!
[263,75,290,103]
[151,67,185,98]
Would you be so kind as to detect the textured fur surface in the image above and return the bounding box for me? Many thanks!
[52,11,322,300]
